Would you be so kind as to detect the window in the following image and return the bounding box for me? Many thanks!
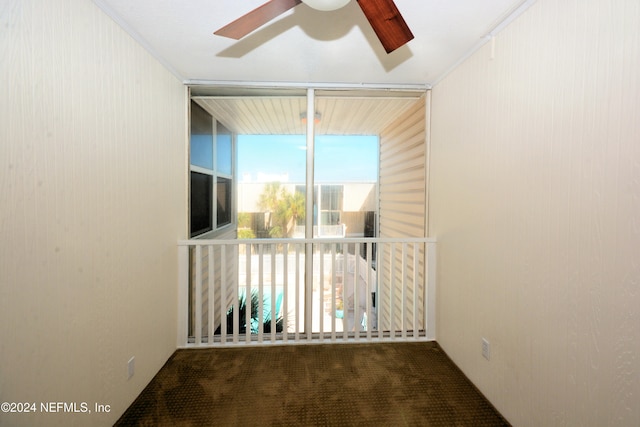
[320,185,343,225]
[216,177,231,227]
[189,101,234,237]
[293,184,343,226]
[190,172,213,236]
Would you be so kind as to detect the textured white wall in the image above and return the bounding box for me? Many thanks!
[430,0,640,426]
[0,0,186,425]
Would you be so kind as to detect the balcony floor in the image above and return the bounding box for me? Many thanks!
[116,342,509,426]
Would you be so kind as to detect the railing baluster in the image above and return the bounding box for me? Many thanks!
[389,243,396,339]
[413,243,419,339]
[177,245,189,347]
[305,241,313,343]
[222,245,237,345]
[342,247,348,342]
[271,244,276,342]
[208,246,215,345]
[194,245,202,346]
[258,244,264,344]
[331,244,337,342]
[318,243,324,341]
[220,245,227,345]
[366,242,373,341]
[295,244,301,340]
[354,242,360,341]
[377,242,384,340]
[402,243,408,340]
[283,243,289,343]
[426,241,437,340]
[245,243,251,344]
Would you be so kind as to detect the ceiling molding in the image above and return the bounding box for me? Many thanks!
[186,80,431,91]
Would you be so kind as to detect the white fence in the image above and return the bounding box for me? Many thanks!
[177,237,436,347]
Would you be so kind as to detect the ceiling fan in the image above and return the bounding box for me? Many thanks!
[214,0,414,54]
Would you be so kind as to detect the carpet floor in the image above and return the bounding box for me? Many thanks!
[115,342,510,426]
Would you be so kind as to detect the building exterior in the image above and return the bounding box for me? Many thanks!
[237,181,377,238]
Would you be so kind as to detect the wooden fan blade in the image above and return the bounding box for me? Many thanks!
[214,0,302,40]
[356,0,414,53]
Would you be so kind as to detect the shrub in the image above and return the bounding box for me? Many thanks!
[215,290,284,335]
[238,228,256,239]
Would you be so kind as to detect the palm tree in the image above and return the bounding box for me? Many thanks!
[259,183,306,238]
[215,290,284,335]
[285,191,305,233]
[258,182,283,215]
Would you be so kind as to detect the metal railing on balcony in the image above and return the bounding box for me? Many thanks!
[177,237,436,347]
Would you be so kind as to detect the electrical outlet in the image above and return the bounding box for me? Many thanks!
[482,338,490,361]
[128,357,135,380]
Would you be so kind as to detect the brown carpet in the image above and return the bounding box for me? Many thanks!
[115,342,510,426]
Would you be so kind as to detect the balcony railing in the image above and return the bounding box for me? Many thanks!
[292,224,347,238]
[177,237,436,347]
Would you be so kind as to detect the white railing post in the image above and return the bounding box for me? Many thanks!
[425,240,437,340]
[207,247,215,345]
[376,242,384,340]
[283,243,289,343]
[401,242,408,340]
[177,244,190,347]
[305,88,315,341]
[413,242,420,339]
[389,243,396,338]
[194,245,202,346]
[295,245,301,340]
[330,244,337,342]
[365,242,373,341]
[270,244,277,342]
[354,243,360,340]
[219,246,227,345]
[318,243,324,341]
[258,244,264,343]
[245,243,252,344]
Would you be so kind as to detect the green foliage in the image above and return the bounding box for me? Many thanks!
[258,182,305,238]
[237,228,256,239]
[215,291,284,335]
[258,182,283,213]
[237,212,251,228]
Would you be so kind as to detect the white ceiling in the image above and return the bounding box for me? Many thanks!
[93,0,534,87]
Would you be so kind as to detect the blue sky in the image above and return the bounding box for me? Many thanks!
[237,135,378,183]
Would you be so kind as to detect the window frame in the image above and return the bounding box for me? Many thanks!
[189,101,235,238]
[319,184,343,225]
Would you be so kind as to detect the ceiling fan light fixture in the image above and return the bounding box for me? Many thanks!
[301,0,350,11]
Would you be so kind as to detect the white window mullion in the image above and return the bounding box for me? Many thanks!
[211,120,218,230]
